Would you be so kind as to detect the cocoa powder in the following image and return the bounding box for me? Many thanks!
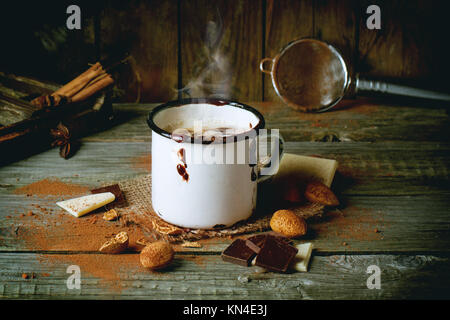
[9,178,151,292]
[14,178,89,197]
[130,153,152,172]
[312,206,386,242]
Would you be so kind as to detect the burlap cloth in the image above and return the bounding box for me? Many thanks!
[115,153,338,243]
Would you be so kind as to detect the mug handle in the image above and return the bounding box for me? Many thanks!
[259,57,274,74]
[256,130,285,183]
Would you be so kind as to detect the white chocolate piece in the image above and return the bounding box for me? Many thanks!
[56,192,115,217]
[293,242,313,272]
[273,153,338,187]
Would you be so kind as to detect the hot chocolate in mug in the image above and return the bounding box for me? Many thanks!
[147,98,283,229]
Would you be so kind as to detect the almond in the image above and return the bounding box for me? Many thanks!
[270,209,307,238]
[99,231,129,254]
[136,238,152,246]
[140,241,174,270]
[180,241,202,248]
[304,181,339,206]
[151,219,183,235]
[103,209,119,221]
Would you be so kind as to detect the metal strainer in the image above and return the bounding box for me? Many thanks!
[260,38,450,112]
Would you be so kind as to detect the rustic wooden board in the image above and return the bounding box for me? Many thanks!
[264,0,314,102]
[314,0,357,76]
[180,0,263,101]
[0,1,97,84]
[0,252,449,299]
[78,102,450,143]
[357,0,449,91]
[99,0,179,102]
[0,100,448,298]
[358,0,406,78]
[0,140,449,253]
[1,141,449,197]
[1,190,449,253]
[2,1,449,103]
[0,72,59,98]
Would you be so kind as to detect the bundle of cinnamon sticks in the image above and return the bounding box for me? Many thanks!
[31,62,114,108]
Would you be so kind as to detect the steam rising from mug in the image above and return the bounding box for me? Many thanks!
[179,9,232,99]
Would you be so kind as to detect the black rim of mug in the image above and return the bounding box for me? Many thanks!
[147,98,266,144]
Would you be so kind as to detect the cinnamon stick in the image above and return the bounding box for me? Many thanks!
[56,66,106,98]
[71,75,114,102]
[53,62,102,97]
[31,61,114,108]
[83,72,110,89]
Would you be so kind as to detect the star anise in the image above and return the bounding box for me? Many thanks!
[50,122,73,159]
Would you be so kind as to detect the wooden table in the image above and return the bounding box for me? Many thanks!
[1,100,449,299]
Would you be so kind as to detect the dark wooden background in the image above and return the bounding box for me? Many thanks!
[1,0,449,103]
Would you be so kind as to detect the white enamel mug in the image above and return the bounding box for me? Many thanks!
[147,98,283,229]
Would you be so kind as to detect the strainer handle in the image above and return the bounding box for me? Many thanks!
[355,77,450,102]
[259,58,274,74]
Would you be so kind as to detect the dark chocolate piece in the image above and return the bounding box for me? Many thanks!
[246,234,267,249]
[91,184,127,210]
[245,239,261,254]
[221,239,256,267]
[254,236,298,273]
[247,233,291,249]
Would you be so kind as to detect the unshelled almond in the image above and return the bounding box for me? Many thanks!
[99,231,129,254]
[140,241,174,270]
[181,241,202,248]
[151,219,183,235]
[103,209,119,221]
[304,181,339,206]
[136,238,152,246]
[270,209,307,238]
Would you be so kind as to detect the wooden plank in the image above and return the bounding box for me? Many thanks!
[0,252,448,299]
[1,140,449,197]
[0,142,151,191]
[0,141,449,253]
[99,0,178,102]
[285,141,450,196]
[259,101,450,143]
[1,191,450,253]
[264,0,314,101]
[0,73,60,96]
[180,0,263,101]
[0,1,97,85]
[314,0,357,75]
[357,0,449,92]
[80,101,450,143]
[0,101,448,254]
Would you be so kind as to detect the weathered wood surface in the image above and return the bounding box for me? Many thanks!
[1,191,449,254]
[314,0,357,76]
[358,0,450,93]
[0,100,449,298]
[0,253,449,299]
[2,1,449,102]
[99,0,179,103]
[0,1,97,85]
[180,0,263,101]
[2,140,449,197]
[78,101,450,143]
[264,0,314,101]
[99,0,178,102]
